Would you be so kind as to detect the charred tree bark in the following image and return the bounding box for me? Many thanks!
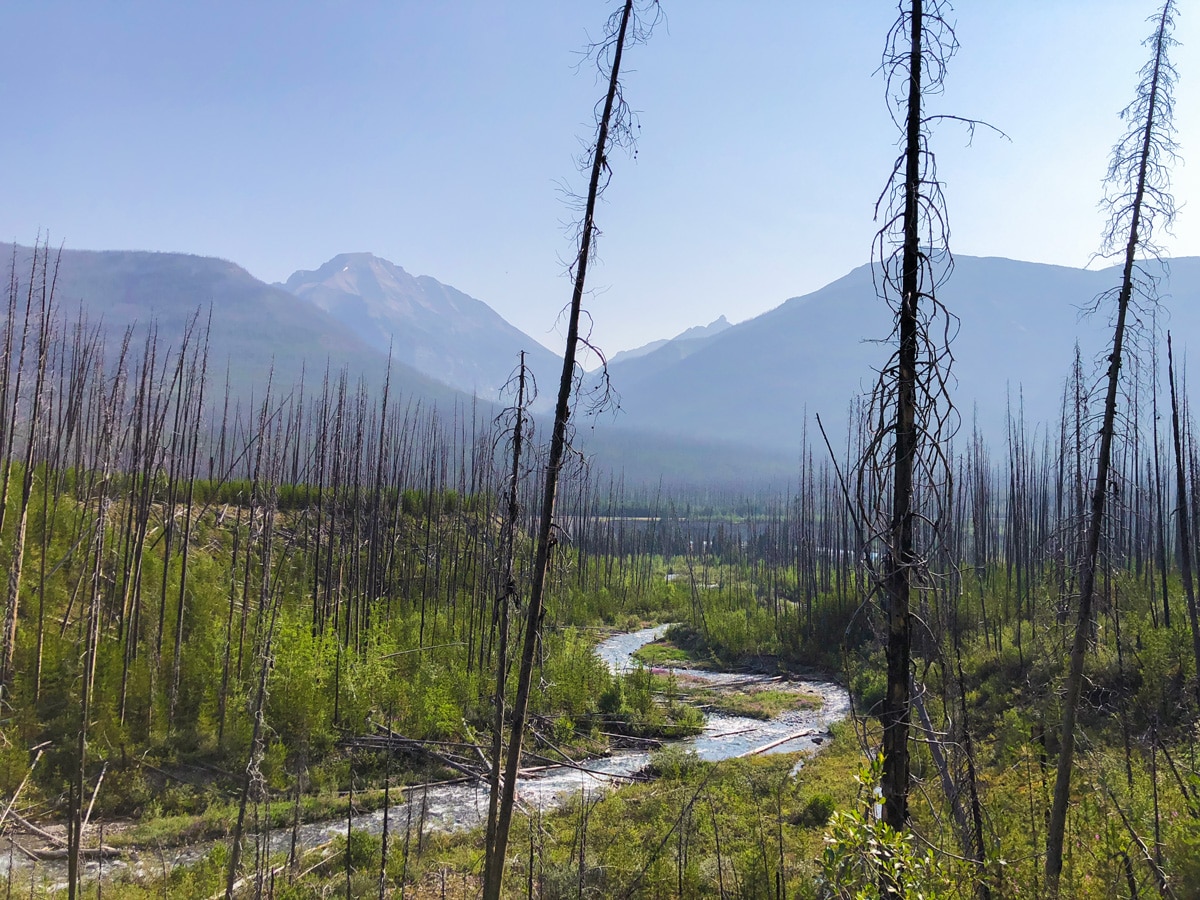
[481,4,654,896]
[1046,2,1179,890]
[1167,334,1200,703]
[879,0,924,830]
[483,352,531,878]
[863,0,964,832]
[0,242,57,694]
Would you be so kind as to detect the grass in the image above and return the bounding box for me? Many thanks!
[699,686,821,720]
[108,778,456,850]
[633,635,717,669]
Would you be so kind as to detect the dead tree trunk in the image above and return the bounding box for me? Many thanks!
[0,242,56,694]
[879,0,924,830]
[1046,2,1179,890]
[481,3,655,896]
[483,353,529,879]
[1167,334,1200,703]
[865,0,962,832]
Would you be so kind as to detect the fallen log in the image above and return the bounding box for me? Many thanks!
[7,841,42,862]
[0,747,45,833]
[341,733,486,781]
[210,839,335,900]
[524,753,636,781]
[594,730,663,748]
[737,729,819,758]
[25,845,121,861]
[7,810,64,847]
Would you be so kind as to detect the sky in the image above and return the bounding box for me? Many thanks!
[1,1,1197,358]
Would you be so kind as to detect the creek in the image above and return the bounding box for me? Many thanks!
[4,625,849,889]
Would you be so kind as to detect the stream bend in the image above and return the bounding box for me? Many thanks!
[6,625,849,885]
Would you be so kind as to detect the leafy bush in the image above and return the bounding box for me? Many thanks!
[598,678,626,716]
[337,827,382,872]
[818,757,952,899]
[666,704,705,735]
[850,665,886,719]
[646,745,703,780]
[796,792,835,828]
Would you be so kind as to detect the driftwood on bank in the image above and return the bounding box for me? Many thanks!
[340,732,487,781]
[2,807,122,861]
[23,845,121,861]
[0,746,45,833]
[737,729,823,759]
[7,809,64,847]
[594,730,663,748]
[211,839,336,900]
[524,752,639,782]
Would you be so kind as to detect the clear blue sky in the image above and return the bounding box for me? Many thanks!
[2,2,1195,357]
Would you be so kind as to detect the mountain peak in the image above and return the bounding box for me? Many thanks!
[282,253,560,401]
[607,314,733,369]
[285,252,413,296]
[672,315,732,343]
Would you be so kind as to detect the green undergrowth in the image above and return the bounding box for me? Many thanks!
[6,458,1200,898]
[699,686,821,721]
[631,638,699,668]
[426,719,865,898]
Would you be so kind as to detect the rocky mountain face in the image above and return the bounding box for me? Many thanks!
[3,243,470,415]
[281,253,561,405]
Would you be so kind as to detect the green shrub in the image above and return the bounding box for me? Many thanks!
[850,665,886,719]
[337,827,382,872]
[819,757,953,899]
[646,745,703,780]
[666,704,705,735]
[598,678,626,716]
[796,792,835,828]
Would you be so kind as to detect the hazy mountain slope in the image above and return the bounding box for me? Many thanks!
[8,243,793,487]
[608,315,732,367]
[12,244,470,410]
[605,316,733,388]
[608,255,1200,452]
[283,253,561,404]
[609,338,671,365]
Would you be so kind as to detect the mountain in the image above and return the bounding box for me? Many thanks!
[24,243,1199,488]
[603,255,1200,453]
[281,253,561,405]
[603,315,733,390]
[608,315,732,366]
[9,244,471,411]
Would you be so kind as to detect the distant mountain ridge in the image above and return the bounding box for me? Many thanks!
[282,253,561,405]
[17,241,1200,487]
[2,243,467,405]
[605,255,1200,452]
[607,315,732,366]
[601,315,733,392]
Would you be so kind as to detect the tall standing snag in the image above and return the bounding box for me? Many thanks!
[481,3,657,897]
[483,352,532,883]
[859,0,960,833]
[1045,1,1180,892]
[0,240,57,695]
[1165,333,1200,703]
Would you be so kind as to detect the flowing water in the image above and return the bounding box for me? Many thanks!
[4,625,849,888]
